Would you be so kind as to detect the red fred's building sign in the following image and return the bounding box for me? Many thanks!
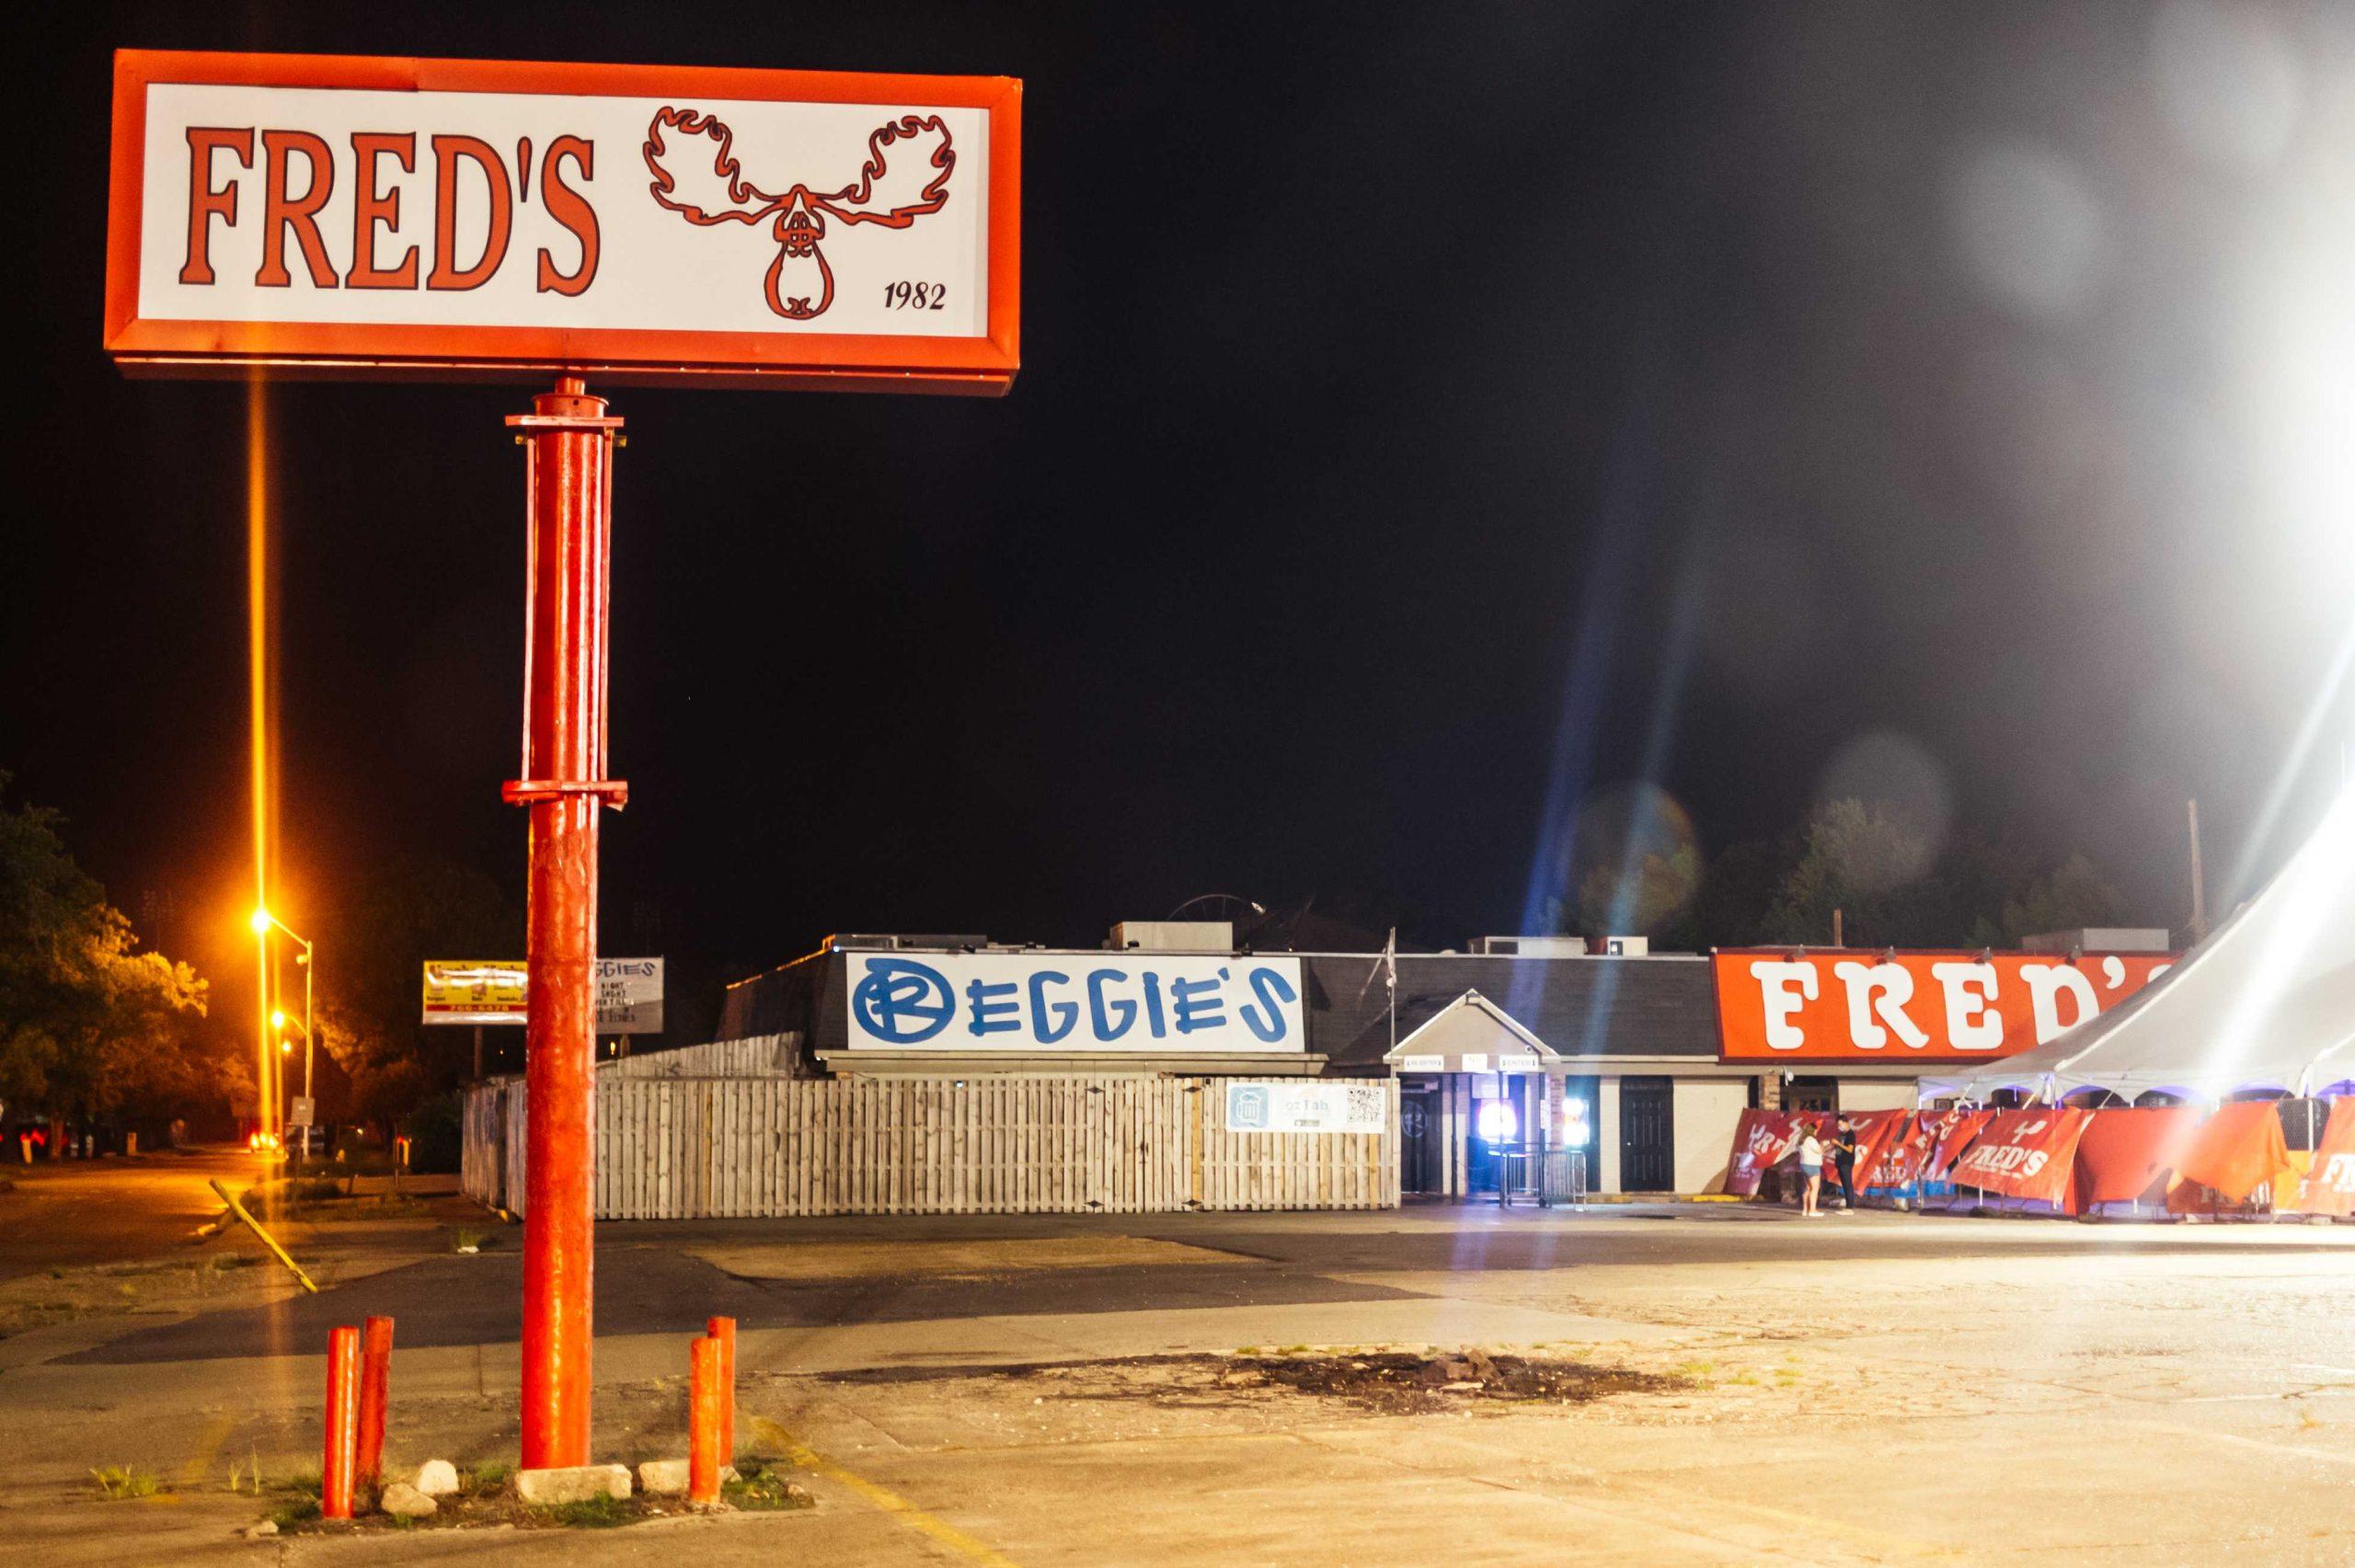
[105,51,1020,391]
[1712,949,2174,1062]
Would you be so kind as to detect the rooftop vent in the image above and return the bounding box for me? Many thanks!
[1108,921,1234,952]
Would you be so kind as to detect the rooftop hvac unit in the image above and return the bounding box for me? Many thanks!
[825,933,992,952]
[1469,935,1593,957]
[1108,921,1234,952]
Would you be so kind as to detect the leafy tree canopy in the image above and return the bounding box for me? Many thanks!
[0,773,217,1121]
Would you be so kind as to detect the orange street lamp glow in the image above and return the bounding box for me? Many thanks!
[271,1010,287,1030]
[250,906,273,935]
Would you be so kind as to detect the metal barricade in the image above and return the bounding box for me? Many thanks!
[1540,1149,1588,1207]
[1496,1148,1534,1207]
[1495,1146,1588,1208]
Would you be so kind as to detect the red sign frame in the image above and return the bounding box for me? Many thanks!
[104,50,1022,393]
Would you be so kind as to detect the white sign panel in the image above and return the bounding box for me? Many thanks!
[844,953,1305,1053]
[1224,1082,1387,1135]
[136,86,990,338]
[594,958,664,1036]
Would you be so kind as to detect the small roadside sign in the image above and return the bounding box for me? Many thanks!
[421,961,529,1025]
[289,1096,315,1128]
[423,957,663,1033]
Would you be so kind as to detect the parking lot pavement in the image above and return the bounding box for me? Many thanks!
[0,1204,2349,1564]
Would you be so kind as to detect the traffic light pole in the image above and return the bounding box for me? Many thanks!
[504,376,626,1471]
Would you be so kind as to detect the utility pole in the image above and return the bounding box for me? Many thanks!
[2187,798,2207,944]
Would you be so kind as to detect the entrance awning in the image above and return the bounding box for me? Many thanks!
[1384,990,1560,1074]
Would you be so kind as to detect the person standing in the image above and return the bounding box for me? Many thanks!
[1798,1125,1825,1218]
[1832,1117,1861,1213]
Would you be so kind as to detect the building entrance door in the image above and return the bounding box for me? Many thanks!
[1619,1075,1675,1192]
[1398,1083,1442,1194]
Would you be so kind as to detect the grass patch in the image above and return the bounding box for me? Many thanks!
[90,1465,166,1501]
[469,1462,513,1490]
[270,1495,322,1531]
[725,1459,814,1513]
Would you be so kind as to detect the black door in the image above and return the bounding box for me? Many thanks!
[1398,1085,1441,1194]
[1619,1076,1675,1193]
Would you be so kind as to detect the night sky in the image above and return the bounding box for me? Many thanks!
[10,4,2352,1023]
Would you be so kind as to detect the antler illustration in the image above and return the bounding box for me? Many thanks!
[644,108,955,321]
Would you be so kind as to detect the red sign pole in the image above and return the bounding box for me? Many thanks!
[505,376,626,1470]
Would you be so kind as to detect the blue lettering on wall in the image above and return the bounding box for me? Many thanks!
[965,978,1020,1035]
[1141,971,1167,1037]
[850,957,955,1045]
[1238,966,1297,1043]
[1171,974,1226,1035]
[1028,969,1077,1044]
[1086,968,1136,1040]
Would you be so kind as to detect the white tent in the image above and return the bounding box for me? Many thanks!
[1925,782,2355,1103]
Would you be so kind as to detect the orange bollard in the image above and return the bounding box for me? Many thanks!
[322,1325,361,1519]
[357,1315,394,1487]
[706,1316,737,1463]
[688,1335,724,1505]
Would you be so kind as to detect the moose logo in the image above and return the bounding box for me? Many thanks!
[642,106,955,321]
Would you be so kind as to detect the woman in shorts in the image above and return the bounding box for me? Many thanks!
[1798,1127,1825,1217]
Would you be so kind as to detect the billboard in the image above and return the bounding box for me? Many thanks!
[106,51,1020,391]
[1712,949,2173,1062]
[422,958,664,1033]
[844,952,1306,1053]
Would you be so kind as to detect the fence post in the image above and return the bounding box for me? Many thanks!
[356,1315,394,1488]
[706,1315,736,1462]
[688,1335,723,1505]
[322,1325,361,1519]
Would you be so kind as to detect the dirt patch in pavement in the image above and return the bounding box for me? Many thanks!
[817,1346,1686,1416]
[691,1234,1254,1281]
[1237,1347,1683,1413]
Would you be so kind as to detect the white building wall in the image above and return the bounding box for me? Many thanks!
[1838,1079,1916,1113]
[1672,1079,1750,1194]
[1597,1076,1622,1194]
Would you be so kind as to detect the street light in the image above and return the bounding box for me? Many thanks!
[251,907,316,1162]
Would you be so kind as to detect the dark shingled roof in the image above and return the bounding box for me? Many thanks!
[1302,954,1722,1067]
[717,948,1725,1070]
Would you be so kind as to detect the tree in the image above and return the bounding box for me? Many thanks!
[0,773,217,1126]
[1573,841,1703,938]
[320,853,519,1138]
[1762,798,1941,946]
[1992,853,2130,946]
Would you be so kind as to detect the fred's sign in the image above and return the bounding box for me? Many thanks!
[106,51,1019,390]
[1713,949,2173,1062]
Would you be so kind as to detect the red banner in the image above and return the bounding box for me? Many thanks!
[1924,1109,1996,1183]
[2290,1100,2355,1218]
[1713,950,2172,1061]
[1725,1111,1805,1196]
[1947,1109,2094,1206]
[2174,1102,2296,1203]
[1842,1109,1908,1189]
[2069,1107,2201,1207]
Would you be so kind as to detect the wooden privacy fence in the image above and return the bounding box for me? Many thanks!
[463,1073,1399,1219]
